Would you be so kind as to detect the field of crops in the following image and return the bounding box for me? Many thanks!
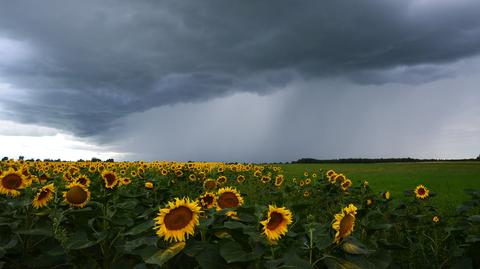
[280,162,480,213]
[0,160,479,268]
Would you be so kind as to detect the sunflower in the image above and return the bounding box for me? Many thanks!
[188,174,196,182]
[203,179,217,191]
[236,175,245,183]
[120,177,132,185]
[226,210,240,220]
[341,179,352,191]
[161,169,168,176]
[198,192,216,209]
[260,176,271,184]
[432,216,440,223]
[332,204,357,243]
[366,198,373,206]
[32,183,55,209]
[260,205,293,241]
[102,171,119,189]
[303,190,310,197]
[175,170,183,177]
[414,185,430,200]
[274,175,284,187]
[63,183,90,208]
[154,197,201,242]
[382,191,391,200]
[303,171,308,177]
[326,169,336,178]
[334,174,346,183]
[216,175,227,184]
[0,168,28,197]
[145,181,154,189]
[363,181,369,188]
[253,170,262,177]
[74,175,91,187]
[216,187,244,210]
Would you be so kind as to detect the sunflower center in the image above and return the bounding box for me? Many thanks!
[339,213,355,237]
[66,186,88,204]
[164,206,193,230]
[78,177,88,185]
[2,174,22,190]
[204,180,216,189]
[37,189,50,200]
[218,192,239,208]
[418,188,425,195]
[104,173,116,185]
[202,195,214,205]
[267,212,284,230]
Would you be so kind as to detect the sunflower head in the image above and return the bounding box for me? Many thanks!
[432,216,440,223]
[216,175,227,184]
[0,168,28,197]
[414,184,430,200]
[63,183,90,208]
[32,183,55,209]
[145,181,154,189]
[341,179,352,191]
[274,175,284,187]
[102,171,119,189]
[332,204,357,243]
[203,179,217,191]
[198,192,216,209]
[216,187,244,210]
[154,197,202,242]
[260,205,293,242]
[74,175,91,187]
[382,191,391,200]
[236,175,246,183]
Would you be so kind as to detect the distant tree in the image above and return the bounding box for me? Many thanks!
[105,158,115,162]
[18,156,24,161]
[2,157,8,161]
[477,154,480,160]
[77,159,85,162]
[91,157,101,162]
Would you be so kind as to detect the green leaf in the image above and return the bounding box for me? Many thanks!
[467,215,480,223]
[367,223,393,231]
[124,220,154,236]
[342,238,373,255]
[145,242,186,266]
[219,241,256,263]
[124,237,158,252]
[65,231,97,250]
[15,228,52,237]
[195,244,227,269]
[224,221,247,230]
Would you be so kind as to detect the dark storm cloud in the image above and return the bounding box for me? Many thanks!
[1,0,480,136]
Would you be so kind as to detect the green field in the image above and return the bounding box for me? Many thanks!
[280,162,480,214]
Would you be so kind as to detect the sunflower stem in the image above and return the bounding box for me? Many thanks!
[309,227,313,264]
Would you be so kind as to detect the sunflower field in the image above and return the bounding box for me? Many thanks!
[0,160,479,268]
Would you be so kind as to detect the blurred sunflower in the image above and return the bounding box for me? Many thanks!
[274,175,284,187]
[326,169,336,178]
[260,205,293,241]
[32,183,55,209]
[432,216,440,223]
[145,181,154,189]
[414,184,429,199]
[332,204,357,243]
[216,175,227,184]
[260,176,271,184]
[236,175,245,183]
[63,183,90,208]
[154,198,201,242]
[121,177,132,185]
[198,192,216,209]
[217,187,244,210]
[382,191,391,200]
[0,168,28,197]
[341,179,352,191]
[188,174,196,182]
[203,179,217,191]
[226,211,240,220]
[363,181,369,188]
[102,171,119,189]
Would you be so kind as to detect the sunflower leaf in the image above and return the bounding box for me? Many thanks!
[219,241,256,263]
[124,220,154,236]
[145,242,186,266]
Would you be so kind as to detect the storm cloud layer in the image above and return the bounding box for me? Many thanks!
[1,0,480,161]
[1,0,480,136]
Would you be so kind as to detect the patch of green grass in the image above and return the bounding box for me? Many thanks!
[279,162,480,214]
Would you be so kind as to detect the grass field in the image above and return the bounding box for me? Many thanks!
[280,162,480,214]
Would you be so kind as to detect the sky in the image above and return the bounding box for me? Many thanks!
[0,0,479,162]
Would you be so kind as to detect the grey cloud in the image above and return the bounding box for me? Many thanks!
[1,0,480,137]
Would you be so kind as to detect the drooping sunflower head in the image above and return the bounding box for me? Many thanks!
[332,204,357,243]
[0,168,28,197]
[216,187,244,210]
[260,205,293,242]
[198,192,216,209]
[63,183,91,208]
[101,171,119,189]
[154,197,202,242]
[32,183,55,209]
[414,184,430,200]
[203,179,217,191]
